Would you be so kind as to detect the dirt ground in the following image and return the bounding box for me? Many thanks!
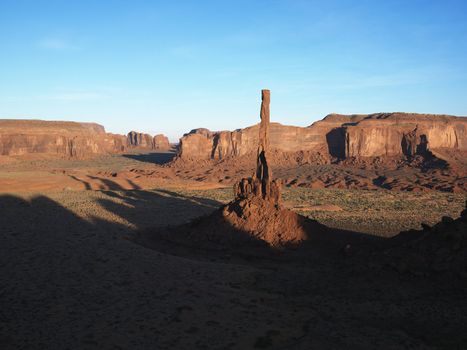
[1,152,467,349]
[1,149,466,194]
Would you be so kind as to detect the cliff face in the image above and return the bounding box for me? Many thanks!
[340,113,467,158]
[127,131,153,148]
[178,113,467,161]
[0,120,128,158]
[0,120,172,159]
[179,122,329,160]
[153,134,170,150]
[127,131,171,150]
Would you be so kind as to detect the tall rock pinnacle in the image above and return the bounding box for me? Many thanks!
[234,89,281,205]
[256,89,272,198]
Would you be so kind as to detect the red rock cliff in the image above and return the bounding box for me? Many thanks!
[0,120,126,158]
[153,134,170,150]
[177,113,467,161]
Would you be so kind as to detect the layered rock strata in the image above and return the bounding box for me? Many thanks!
[127,131,153,148]
[178,112,467,161]
[127,131,170,150]
[153,134,170,150]
[0,120,127,158]
[0,120,171,158]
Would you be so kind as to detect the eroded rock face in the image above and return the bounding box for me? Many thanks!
[401,127,430,158]
[153,134,170,150]
[0,120,172,159]
[127,131,153,148]
[179,123,328,160]
[177,112,467,161]
[225,89,307,245]
[0,120,127,158]
[233,90,282,206]
[164,90,311,247]
[127,131,171,150]
[341,113,467,158]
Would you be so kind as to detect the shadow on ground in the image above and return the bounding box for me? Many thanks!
[1,188,466,349]
[122,150,177,165]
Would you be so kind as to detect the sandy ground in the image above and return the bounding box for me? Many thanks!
[1,187,466,349]
[1,149,466,194]
[1,153,467,349]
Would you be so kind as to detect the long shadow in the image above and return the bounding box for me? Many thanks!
[1,191,466,349]
[96,189,221,230]
[122,150,176,165]
[86,174,145,191]
[68,175,91,190]
[155,188,223,208]
[0,190,224,349]
[136,196,386,265]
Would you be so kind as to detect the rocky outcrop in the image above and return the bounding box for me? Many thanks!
[339,113,467,158]
[153,134,170,150]
[387,200,467,277]
[179,122,329,160]
[234,90,282,206]
[127,131,171,150]
[0,120,127,158]
[127,131,153,148]
[401,127,430,158]
[0,120,172,159]
[151,90,310,248]
[178,112,467,162]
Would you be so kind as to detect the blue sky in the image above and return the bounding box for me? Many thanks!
[1,0,466,141]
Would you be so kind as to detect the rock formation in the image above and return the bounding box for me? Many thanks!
[0,120,171,159]
[223,90,307,245]
[0,119,170,158]
[387,200,467,277]
[127,131,153,148]
[127,131,170,150]
[177,112,467,162]
[339,113,466,158]
[159,90,311,247]
[0,120,127,158]
[233,90,281,206]
[153,134,170,150]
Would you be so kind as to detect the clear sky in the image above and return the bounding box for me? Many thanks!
[1,0,466,141]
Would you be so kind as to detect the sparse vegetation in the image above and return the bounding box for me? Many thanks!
[154,187,466,237]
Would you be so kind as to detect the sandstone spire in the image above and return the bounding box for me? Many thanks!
[234,89,281,205]
[150,89,309,248]
[256,89,272,198]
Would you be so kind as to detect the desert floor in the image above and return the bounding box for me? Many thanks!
[1,152,466,349]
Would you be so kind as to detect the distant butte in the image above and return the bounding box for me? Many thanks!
[0,120,170,158]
